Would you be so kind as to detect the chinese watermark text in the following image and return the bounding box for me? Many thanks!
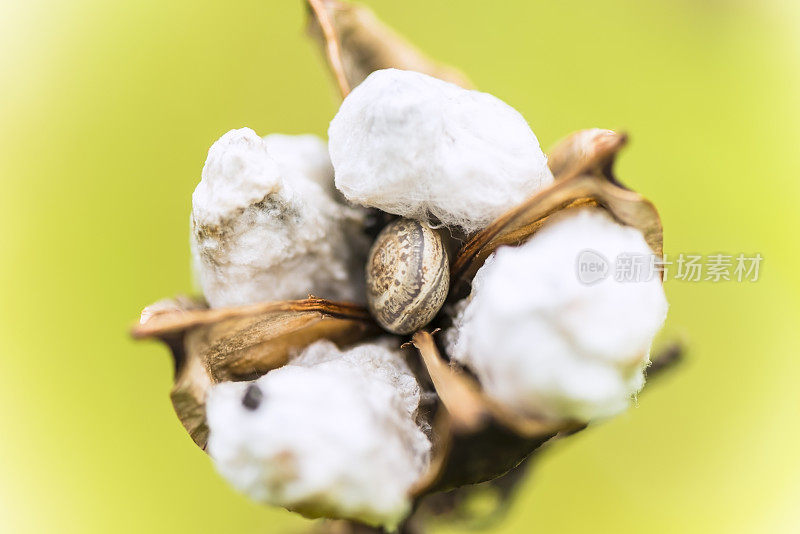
[576,251,762,284]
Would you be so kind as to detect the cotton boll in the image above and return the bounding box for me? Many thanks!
[206,339,431,528]
[262,133,336,195]
[191,128,369,308]
[446,209,668,422]
[328,69,553,234]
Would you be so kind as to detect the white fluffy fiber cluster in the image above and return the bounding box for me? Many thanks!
[446,209,668,422]
[328,69,553,234]
[206,339,431,528]
[191,128,368,308]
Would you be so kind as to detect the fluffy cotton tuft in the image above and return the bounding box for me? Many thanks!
[262,133,337,196]
[206,339,430,528]
[328,69,553,234]
[446,209,668,422]
[191,128,369,308]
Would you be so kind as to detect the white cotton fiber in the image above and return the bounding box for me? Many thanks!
[328,69,553,234]
[446,209,668,422]
[262,133,337,196]
[191,128,369,308]
[206,339,431,528]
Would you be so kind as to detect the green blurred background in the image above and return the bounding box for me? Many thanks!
[1,0,799,532]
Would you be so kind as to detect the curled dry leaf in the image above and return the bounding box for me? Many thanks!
[132,297,377,448]
[450,133,664,299]
[306,0,473,96]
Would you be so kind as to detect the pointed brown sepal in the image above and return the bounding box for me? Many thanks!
[305,0,473,97]
[548,128,627,181]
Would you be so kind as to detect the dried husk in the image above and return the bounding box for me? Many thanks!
[132,297,377,448]
[408,329,682,498]
[450,133,663,299]
[305,0,472,96]
[408,331,580,496]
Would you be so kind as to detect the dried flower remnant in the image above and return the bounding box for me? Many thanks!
[206,339,431,528]
[328,69,553,234]
[191,128,369,308]
[446,209,668,421]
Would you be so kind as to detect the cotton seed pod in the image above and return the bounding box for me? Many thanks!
[328,68,554,234]
[191,128,369,308]
[446,208,668,422]
[135,128,673,495]
[134,128,670,488]
[134,132,681,530]
[366,218,449,334]
[134,1,685,530]
[206,339,431,529]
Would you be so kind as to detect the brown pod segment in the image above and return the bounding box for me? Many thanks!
[547,128,626,180]
[449,133,663,300]
[408,330,580,495]
[132,297,378,448]
[305,0,473,96]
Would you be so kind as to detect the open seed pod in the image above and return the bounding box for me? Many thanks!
[131,135,675,505]
[133,1,681,530]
